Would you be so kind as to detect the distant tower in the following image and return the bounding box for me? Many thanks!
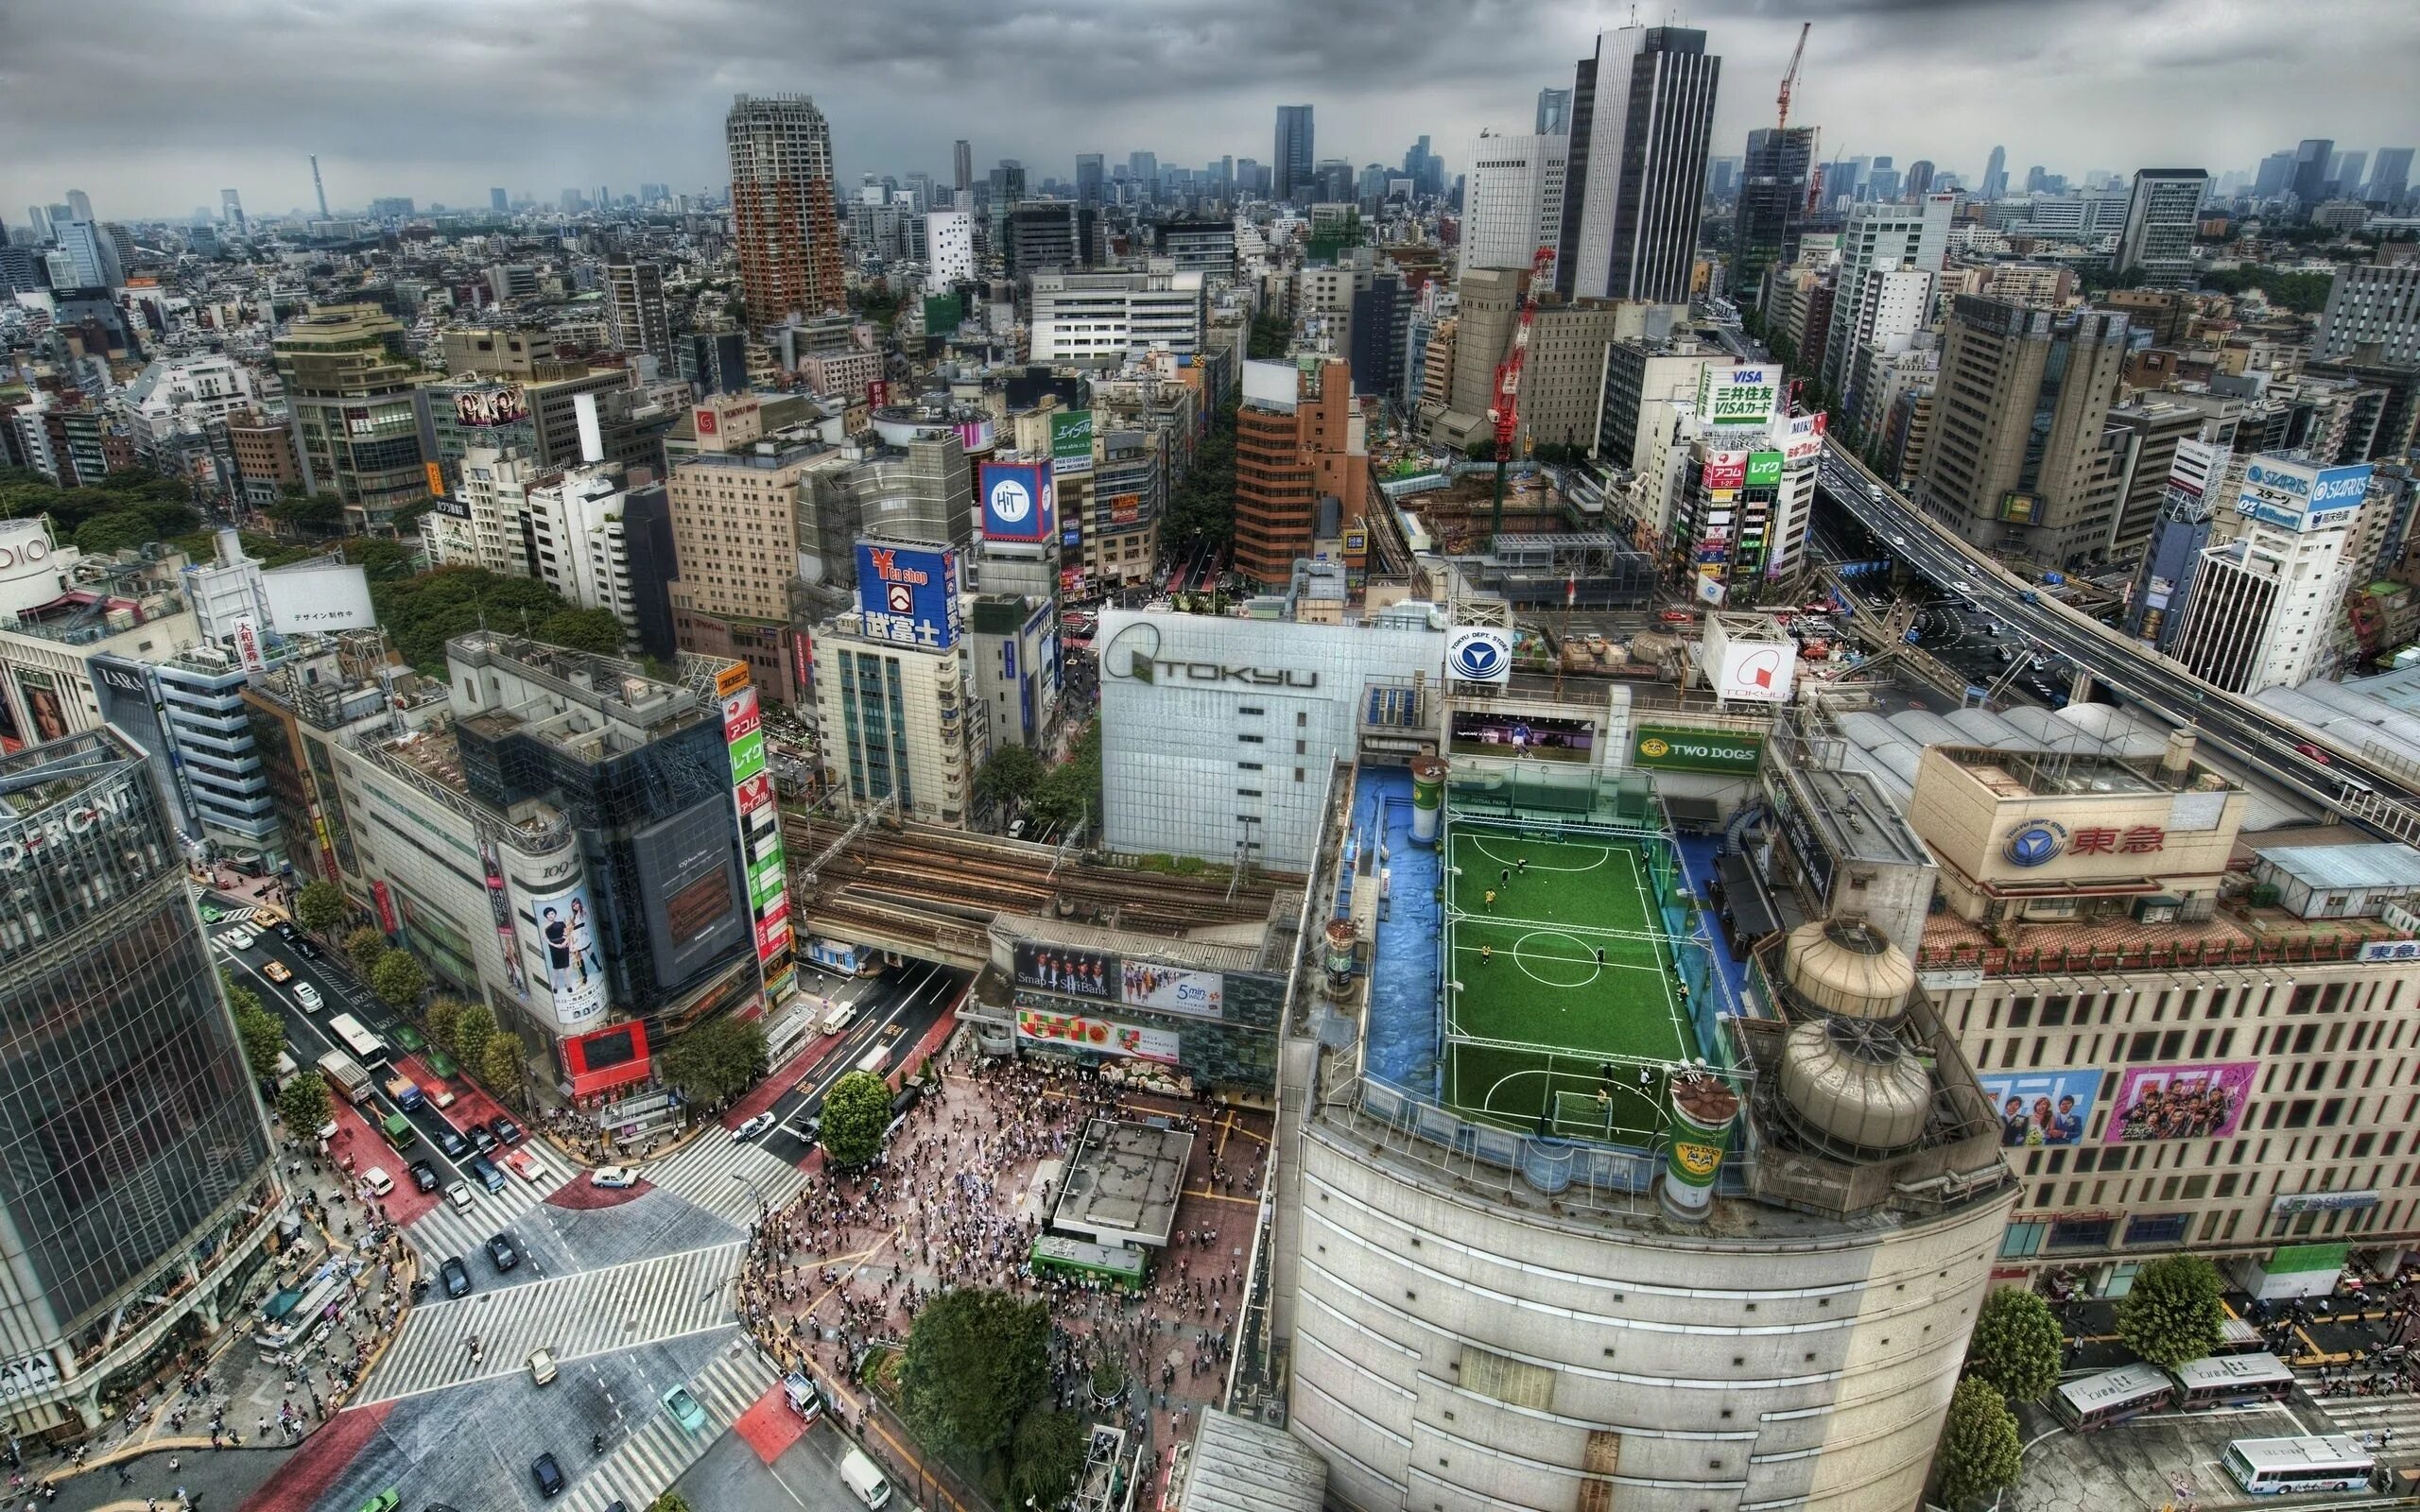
[726,93,846,326]
[219,189,246,238]
[1275,106,1315,203]
[953,139,974,195]
[310,155,330,220]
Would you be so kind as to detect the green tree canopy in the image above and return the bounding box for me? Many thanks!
[425,997,466,1053]
[481,1031,527,1102]
[1937,1376,2022,1508]
[897,1288,1051,1462]
[975,743,1045,814]
[226,977,286,1081]
[370,564,603,674]
[294,879,348,935]
[268,492,346,534]
[1246,313,1290,359]
[1963,1287,2064,1404]
[661,1015,769,1108]
[1005,1407,1087,1511]
[2115,1254,2225,1369]
[644,1494,694,1512]
[818,1069,894,1167]
[1022,721,1100,833]
[278,1072,332,1133]
[372,949,427,1010]
[454,1001,496,1073]
[346,926,389,979]
[535,605,629,656]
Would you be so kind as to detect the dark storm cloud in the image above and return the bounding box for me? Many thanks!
[2,0,2413,219]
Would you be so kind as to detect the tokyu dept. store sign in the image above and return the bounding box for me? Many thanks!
[1631,724,1765,775]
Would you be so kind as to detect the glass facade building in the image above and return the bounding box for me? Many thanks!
[0,729,278,1435]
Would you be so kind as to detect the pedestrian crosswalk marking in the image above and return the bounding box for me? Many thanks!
[401,1142,577,1263]
[628,1132,813,1231]
[559,1342,777,1512]
[361,1241,745,1403]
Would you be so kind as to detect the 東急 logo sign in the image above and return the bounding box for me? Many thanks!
[2002,820,2067,868]
[989,475,1032,524]
[1445,627,1512,682]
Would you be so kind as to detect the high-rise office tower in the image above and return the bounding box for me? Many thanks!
[1557,25,1720,303]
[25,205,49,244]
[1980,145,2007,199]
[2334,149,2369,198]
[2253,149,2296,199]
[1128,150,1158,203]
[1462,130,1569,275]
[2315,263,2420,365]
[2114,168,2209,284]
[1918,296,2131,565]
[2290,138,2336,207]
[726,93,845,326]
[218,189,245,237]
[1075,154,1105,207]
[2373,148,2414,205]
[602,254,674,369]
[1534,86,1572,135]
[1865,155,1898,202]
[1275,106,1315,203]
[490,186,510,215]
[64,189,92,223]
[1734,125,1817,307]
[1821,195,1950,405]
[310,155,328,219]
[1904,159,1935,199]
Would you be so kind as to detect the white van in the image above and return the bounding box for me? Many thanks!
[840,1447,891,1508]
[821,1001,858,1036]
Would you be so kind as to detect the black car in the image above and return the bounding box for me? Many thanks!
[440,1256,471,1298]
[468,1124,497,1154]
[531,1452,565,1499]
[437,1127,470,1159]
[273,921,299,942]
[489,1115,523,1145]
[486,1232,519,1272]
[293,937,320,960]
[409,1160,441,1193]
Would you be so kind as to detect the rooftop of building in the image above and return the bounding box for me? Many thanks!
[1927,741,2229,799]
[1170,1410,1327,1512]
[2252,839,2420,890]
[0,726,145,817]
[446,632,715,747]
[1049,1116,1193,1249]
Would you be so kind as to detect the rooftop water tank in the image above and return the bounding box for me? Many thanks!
[1780,919,1913,1021]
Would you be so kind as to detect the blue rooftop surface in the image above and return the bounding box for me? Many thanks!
[1357,766,1443,1095]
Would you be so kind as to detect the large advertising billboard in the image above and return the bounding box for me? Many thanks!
[1445,627,1514,684]
[854,542,962,650]
[1745,452,1784,489]
[2238,456,2372,533]
[1631,724,1764,775]
[523,877,608,1027]
[980,460,1057,543]
[2105,1061,2256,1143]
[1119,963,1224,1018]
[1015,941,1117,1002]
[722,685,789,977]
[1051,410,1095,477]
[1703,452,1749,490]
[1014,1007,1180,1065]
[1979,1070,2102,1148]
[13,668,67,746]
[476,830,529,1000]
[263,561,376,633]
[635,798,748,989]
[1695,366,1781,428]
[1011,941,1225,1019]
[454,385,528,428]
[1447,710,1597,763]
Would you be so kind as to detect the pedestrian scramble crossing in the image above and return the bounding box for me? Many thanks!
[560,1339,779,1512]
[2312,1386,2420,1454]
[630,1130,813,1230]
[361,1240,746,1403]
[402,1140,580,1263]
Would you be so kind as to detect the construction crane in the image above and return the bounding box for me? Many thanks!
[1485,244,1556,549]
[1776,21,1808,132]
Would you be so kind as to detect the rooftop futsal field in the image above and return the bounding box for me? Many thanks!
[1440,815,1707,1144]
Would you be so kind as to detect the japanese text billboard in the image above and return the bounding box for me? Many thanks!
[1979,1069,2102,1148]
[723,684,788,974]
[1703,452,1749,490]
[1051,410,1095,477]
[2105,1061,2256,1143]
[1695,365,1780,428]
[854,541,963,650]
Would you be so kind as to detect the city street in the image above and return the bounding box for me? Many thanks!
[202,896,967,1512]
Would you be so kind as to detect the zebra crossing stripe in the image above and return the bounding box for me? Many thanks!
[560,1345,777,1512]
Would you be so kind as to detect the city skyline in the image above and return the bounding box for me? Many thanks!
[7,0,2418,219]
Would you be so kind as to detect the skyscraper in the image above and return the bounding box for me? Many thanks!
[2114,168,2209,284]
[1461,129,1569,274]
[490,186,510,215]
[1129,150,1158,203]
[2253,149,2296,199]
[1819,194,1951,398]
[1534,86,1571,135]
[218,188,245,237]
[2290,138,2336,207]
[725,93,846,326]
[1980,145,2007,199]
[2334,149,2369,198]
[953,139,974,194]
[1557,25,1720,303]
[1733,125,1817,307]
[1076,154,1105,207]
[1275,105,1315,203]
[1904,160,1936,199]
[602,253,674,369]
[64,189,92,223]
[2373,147,2415,206]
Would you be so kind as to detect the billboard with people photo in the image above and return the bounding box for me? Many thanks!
[2105,1061,2256,1143]
[1447,710,1597,764]
[1012,941,1118,1002]
[1977,1069,2101,1147]
[524,878,608,1027]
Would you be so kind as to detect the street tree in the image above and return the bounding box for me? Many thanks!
[974,743,1044,815]
[897,1287,1051,1463]
[2115,1254,2225,1369]
[346,926,389,979]
[644,1495,693,1512]
[818,1070,893,1167]
[481,1031,527,1104]
[661,1015,768,1108]
[372,950,427,1010]
[294,879,347,936]
[1006,1406,1087,1511]
[278,1072,332,1134]
[454,1002,496,1074]
[1963,1287,2064,1403]
[425,997,465,1053]
[228,977,285,1081]
[1937,1376,2022,1507]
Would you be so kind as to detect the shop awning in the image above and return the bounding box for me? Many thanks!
[567,1057,652,1099]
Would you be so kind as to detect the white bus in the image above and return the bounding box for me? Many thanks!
[2222,1435,2375,1497]
[326,1012,389,1068]
[2169,1350,2295,1410]
[2051,1362,2172,1432]
[855,1043,890,1078]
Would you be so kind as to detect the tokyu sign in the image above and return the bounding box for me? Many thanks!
[1631,725,1765,774]
[1696,366,1781,428]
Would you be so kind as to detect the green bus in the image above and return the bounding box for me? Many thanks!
[1029,1235,1147,1291]
[380,1112,417,1151]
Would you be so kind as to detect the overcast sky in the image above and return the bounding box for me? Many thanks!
[5,0,2416,223]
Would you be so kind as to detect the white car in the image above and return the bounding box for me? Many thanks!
[446,1180,475,1212]
[1891,535,1908,546]
[217,928,254,950]
[292,982,323,1013]
[363,1166,395,1196]
[732,1111,778,1142]
[1951,580,1974,593]
[590,1165,640,1189]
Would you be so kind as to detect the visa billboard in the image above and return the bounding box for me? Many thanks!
[980,460,1056,543]
[855,541,963,649]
